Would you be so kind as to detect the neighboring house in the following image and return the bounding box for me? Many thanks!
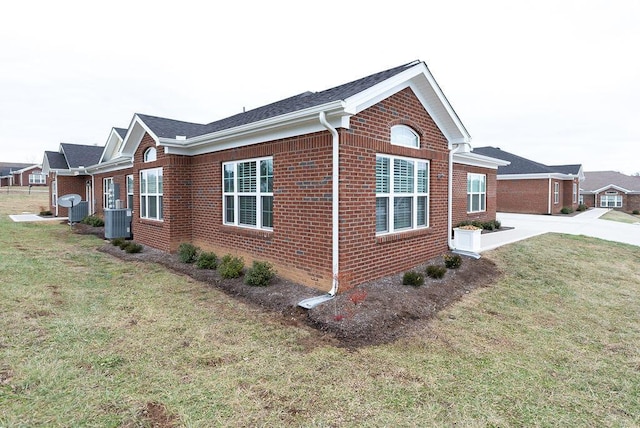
[0,162,32,187]
[86,60,505,292]
[42,143,104,216]
[472,147,583,214]
[580,171,640,213]
[12,164,47,186]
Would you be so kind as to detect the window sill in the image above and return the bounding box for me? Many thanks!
[376,227,431,244]
[138,218,164,226]
[221,224,273,239]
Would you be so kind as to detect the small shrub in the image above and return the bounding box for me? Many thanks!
[196,252,218,269]
[244,261,276,287]
[111,238,125,247]
[443,253,462,269]
[218,254,245,279]
[39,210,53,216]
[81,215,104,227]
[118,240,130,250]
[402,271,424,287]
[123,242,143,253]
[577,204,588,212]
[633,209,639,215]
[560,207,574,214]
[426,265,447,279]
[178,243,199,264]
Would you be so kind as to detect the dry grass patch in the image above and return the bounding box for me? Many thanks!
[601,209,640,224]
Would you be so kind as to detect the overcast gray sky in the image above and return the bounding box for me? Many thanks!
[1,0,638,174]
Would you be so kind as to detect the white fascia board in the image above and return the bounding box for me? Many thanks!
[85,156,133,174]
[120,115,159,157]
[15,164,41,173]
[343,63,470,144]
[592,184,631,194]
[453,152,510,169]
[160,101,347,156]
[98,128,125,164]
[54,168,90,177]
[497,173,574,180]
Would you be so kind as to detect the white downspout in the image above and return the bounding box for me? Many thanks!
[319,111,340,296]
[548,177,552,214]
[448,144,463,249]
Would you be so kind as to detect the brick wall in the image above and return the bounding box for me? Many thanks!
[93,169,133,216]
[130,87,453,291]
[452,164,498,226]
[496,178,551,214]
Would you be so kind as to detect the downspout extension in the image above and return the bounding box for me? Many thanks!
[319,111,340,296]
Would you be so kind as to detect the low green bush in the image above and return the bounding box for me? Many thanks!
[560,207,574,214]
[111,238,125,247]
[81,215,104,227]
[218,254,244,279]
[402,271,424,287]
[577,204,588,212]
[39,210,53,216]
[245,261,276,287]
[426,265,447,279]
[196,252,218,269]
[443,253,462,269]
[456,219,501,231]
[123,242,143,253]
[178,243,199,264]
[633,209,640,215]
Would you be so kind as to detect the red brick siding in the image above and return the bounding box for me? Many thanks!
[582,193,596,208]
[93,169,133,216]
[452,164,498,226]
[496,179,551,214]
[50,174,90,217]
[561,178,580,210]
[594,187,640,212]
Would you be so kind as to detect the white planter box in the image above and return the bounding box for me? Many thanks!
[453,227,482,253]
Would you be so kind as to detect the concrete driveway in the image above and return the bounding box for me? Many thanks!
[480,208,640,251]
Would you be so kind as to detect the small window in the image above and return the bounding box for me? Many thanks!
[467,173,486,213]
[554,182,560,204]
[144,147,157,162]
[390,125,420,148]
[126,175,134,209]
[140,168,163,220]
[104,177,115,209]
[572,183,578,203]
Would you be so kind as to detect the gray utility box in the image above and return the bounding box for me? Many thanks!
[69,201,89,223]
[104,208,132,239]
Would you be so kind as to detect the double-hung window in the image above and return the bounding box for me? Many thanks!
[223,157,273,230]
[140,168,163,220]
[104,177,115,209]
[126,175,134,209]
[572,183,578,203]
[554,182,560,204]
[467,173,486,213]
[376,155,429,234]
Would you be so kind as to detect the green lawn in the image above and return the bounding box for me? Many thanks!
[601,209,640,224]
[1,192,639,426]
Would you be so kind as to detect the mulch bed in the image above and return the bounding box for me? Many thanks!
[74,223,501,348]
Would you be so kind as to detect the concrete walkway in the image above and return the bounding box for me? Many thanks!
[9,213,67,222]
[480,208,640,251]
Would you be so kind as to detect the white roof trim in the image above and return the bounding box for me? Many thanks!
[98,128,126,164]
[453,152,509,169]
[119,115,159,158]
[586,184,633,194]
[498,173,577,180]
[85,156,133,174]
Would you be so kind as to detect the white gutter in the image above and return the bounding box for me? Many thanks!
[319,111,340,296]
[448,144,463,249]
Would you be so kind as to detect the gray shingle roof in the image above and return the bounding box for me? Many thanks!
[114,128,128,139]
[59,144,104,168]
[0,162,32,176]
[581,171,640,192]
[44,151,69,169]
[138,61,420,139]
[473,147,581,176]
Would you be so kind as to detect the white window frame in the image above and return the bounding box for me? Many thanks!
[103,177,114,209]
[143,147,157,162]
[29,173,46,184]
[223,157,273,231]
[390,125,420,148]
[572,183,578,203]
[554,182,560,204]
[126,175,134,210]
[376,154,429,235]
[600,192,622,208]
[140,168,163,220]
[467,173,487,213]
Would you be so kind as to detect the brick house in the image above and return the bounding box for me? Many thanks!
[472,147,583,215]
[86,61,505,291]
[12,164,47,186]
[0,162,32,187]
[42,143,104,217]
[580,171,640,213]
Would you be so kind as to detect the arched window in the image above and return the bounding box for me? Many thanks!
[391,125,420,148]
[143,147,157,162]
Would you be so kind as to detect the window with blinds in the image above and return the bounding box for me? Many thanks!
[223,157,273,230]
[376,154,429,234]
